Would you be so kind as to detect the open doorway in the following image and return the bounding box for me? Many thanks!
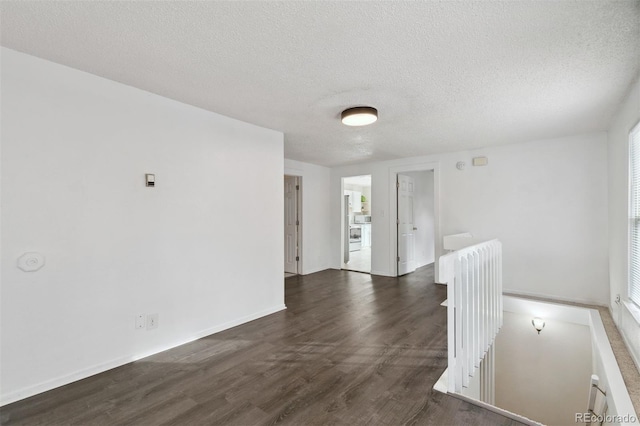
[341,175,372,273]
[284,175,300,278]
[396,170,435,276]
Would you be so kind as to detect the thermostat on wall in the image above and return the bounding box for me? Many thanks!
[145,174,155,187]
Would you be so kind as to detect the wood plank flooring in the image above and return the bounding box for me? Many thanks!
[0,266,522,425]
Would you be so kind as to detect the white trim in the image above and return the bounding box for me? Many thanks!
[388,161,441,280]
[448,391,542,426]
[283,167,303,176]
[433,368,448,393]
[0,304,287,406]
[621,301,640,372]
[623,300,640,325]
[341,174,373,274]
[503,295,591,325]
[298,176,303,275]
[628,120,640,306]
[301,265,330,275]
[620,327,640,375]
[587,307,638,423]
[503,288,608,307]
[370,269,394,277]
[340,177,346,270]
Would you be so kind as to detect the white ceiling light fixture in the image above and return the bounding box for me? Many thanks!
[532,317,546,334]
[341,106,378,126]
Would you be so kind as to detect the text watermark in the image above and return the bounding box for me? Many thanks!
[576,413,638,423]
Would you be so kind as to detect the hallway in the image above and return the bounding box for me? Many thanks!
[344,246,371,273]
[1,266,522,425]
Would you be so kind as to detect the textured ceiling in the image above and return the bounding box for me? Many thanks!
[1,1,639,167]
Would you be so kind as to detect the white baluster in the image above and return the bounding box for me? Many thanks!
[440,239,503,394]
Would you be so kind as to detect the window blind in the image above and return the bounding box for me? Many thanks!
[630,122,640,306]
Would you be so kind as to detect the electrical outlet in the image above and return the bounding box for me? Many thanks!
[135,314,145,330]
[146,313,159,330]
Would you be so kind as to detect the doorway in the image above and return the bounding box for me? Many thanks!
[284,175,300,277]
[341,175,372,273]
[393,168,437,277]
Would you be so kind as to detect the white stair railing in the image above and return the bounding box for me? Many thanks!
[438,239,503,394]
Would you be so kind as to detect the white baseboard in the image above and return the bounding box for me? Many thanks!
[301,265,332,275]
[370,270,394,277]
[0,304,286,406]
[619,328,640,374]
[503,288,608,307]
[448,391,542,426]
[433,368,448,393]
[433,370,540,425]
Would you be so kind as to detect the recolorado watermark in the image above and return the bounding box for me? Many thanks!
[576,413,638,423]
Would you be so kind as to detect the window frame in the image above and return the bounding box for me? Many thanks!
[629,120,640,307]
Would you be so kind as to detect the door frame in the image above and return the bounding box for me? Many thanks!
[388,162,441,281]
[284,174,302,275]
[340,174,372,273]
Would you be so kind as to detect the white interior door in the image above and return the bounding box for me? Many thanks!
[397,174,416,275]
[284,176,298,274]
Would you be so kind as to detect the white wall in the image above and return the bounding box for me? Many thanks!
[501,296,637,422]
[0,48,285,404]
[284,159,332,275]
[331,133,609,305]
[495,311,592,425]
[607,75,640,368]
[404,170,435,268]
[344,183,364,193]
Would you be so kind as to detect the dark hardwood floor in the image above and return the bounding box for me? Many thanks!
[1,266,522,425]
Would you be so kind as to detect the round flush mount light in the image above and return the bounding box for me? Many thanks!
[341,106,378,126]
